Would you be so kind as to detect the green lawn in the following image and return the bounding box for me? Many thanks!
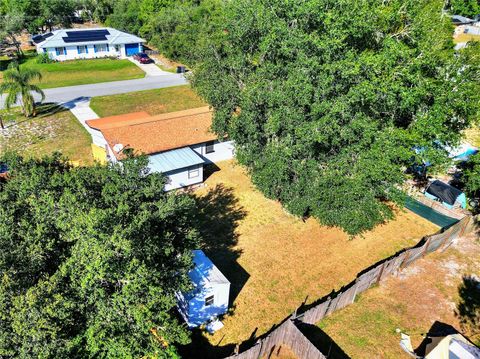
[0,56,144,89]
[0,104,93,164]
[90,85,207,117]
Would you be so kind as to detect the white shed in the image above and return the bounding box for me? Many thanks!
[177,250,230,328]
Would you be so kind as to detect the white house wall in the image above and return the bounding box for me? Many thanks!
[191,140,235,164]
[185,282,230,327]
[160,164,204,191]
[38,43,142,61]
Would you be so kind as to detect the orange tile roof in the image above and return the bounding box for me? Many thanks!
[86,112,150,130]
[87,107,217,159]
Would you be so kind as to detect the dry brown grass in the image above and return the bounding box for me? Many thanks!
[192,161,439,353]
[465,126,480,147]
[0,104,93,164]
[318,234,480,358]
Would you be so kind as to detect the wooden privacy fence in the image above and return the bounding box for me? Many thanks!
[229,319,326,359]
[225,215,476,359]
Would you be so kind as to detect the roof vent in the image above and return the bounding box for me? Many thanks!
[113,143,124,153]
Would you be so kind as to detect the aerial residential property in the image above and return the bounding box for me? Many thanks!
[32,27,146,60]
[86,107,235,190]
[1,1,480,359]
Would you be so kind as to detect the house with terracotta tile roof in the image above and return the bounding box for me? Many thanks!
[86,107,234,190]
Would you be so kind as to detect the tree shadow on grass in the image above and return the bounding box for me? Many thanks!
[2,103,68,129]
[35,103,68,118]
[194,183,249,306]
[179,184,249,359]
[456,275,480,337]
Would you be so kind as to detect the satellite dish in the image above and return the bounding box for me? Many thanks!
[113,143,124,153]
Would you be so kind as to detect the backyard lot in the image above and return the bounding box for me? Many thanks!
[186,161,440,357]
[0,56,144,89]
[318,232,480,358]
[90,85,206,117]
[0,104,92,164]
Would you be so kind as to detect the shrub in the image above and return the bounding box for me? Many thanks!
[36,52,55,64]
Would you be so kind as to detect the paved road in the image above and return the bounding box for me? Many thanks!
[0,73,188,109]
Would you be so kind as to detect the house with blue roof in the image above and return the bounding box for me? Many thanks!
[32,27,146,61]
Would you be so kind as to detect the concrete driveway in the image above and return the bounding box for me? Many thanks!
[127,57,170,77]
[0,73,188,109]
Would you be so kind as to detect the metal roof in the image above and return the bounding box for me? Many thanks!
[451,15,474,24]
[36,27,145,48]
[148,147,205,173]
[189,250,230,288]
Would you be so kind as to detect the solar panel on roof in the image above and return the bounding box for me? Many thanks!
[66,30,110,37]
[31,32,53,44]
[63,36,107,43]
[62,29,110,43]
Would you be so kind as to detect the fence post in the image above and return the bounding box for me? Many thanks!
[399,250,411,270]
[458,216,471,238]
[376,262,386,284]
[422,236,432,257]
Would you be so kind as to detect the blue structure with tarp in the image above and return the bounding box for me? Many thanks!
[425,180,467,210]
[176,250,230,328]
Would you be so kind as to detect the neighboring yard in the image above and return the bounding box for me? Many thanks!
[185,161,439,357]
[465,126,480,147]
[318,233,480,358]
[0,56,144,89]
[90,85,206,117]
[0,104,92,164]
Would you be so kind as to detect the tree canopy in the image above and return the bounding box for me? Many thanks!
[448,0,480,18]
[0,153,198,358]
[1,0,76,34]
[191,0,480,235]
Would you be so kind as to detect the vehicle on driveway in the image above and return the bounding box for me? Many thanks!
[133,52,154,64]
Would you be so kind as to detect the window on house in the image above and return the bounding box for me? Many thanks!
[205,295,214,306]
[55,47,66,55]
[188,166,200,179]
[94,44,108,53]
[205,141,215,154]
[77,45,88,54]
[115,45,121,52]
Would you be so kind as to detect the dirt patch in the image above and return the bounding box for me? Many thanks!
[319,232,480,358]
[262,345,298,359]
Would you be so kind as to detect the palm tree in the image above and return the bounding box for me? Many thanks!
[0,62,45,117]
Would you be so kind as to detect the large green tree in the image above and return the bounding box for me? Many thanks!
[0,62,45,117]
[448,0,480,18]
[192,0,480,235]
[146,0,224,64]
[0,153,198,358]
[0,8,25,57]
[2,0,76,34]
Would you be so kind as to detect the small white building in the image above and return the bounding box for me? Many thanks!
[176,250,230,328]
[32,27,145,61]
[86,107,235,190]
